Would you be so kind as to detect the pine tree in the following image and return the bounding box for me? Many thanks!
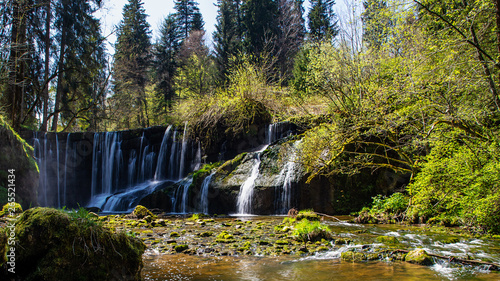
[213,0,244,84]
[112,0,152,129]
[242,0,279,59]
[174,0,204,41]
[308,0,339,41]
[154,13,182,110]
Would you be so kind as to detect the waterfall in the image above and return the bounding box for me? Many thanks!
[154,125,172,180]
[63,133,71,207]
[179,122,188,179]
[267,122,292,144]
[55,134,60,208]
[172,177,193,213]
[192,142,202,171]
[274,140,302,214]
[199,172,214,214]
[236,146,268,215]
[100,132,122,194]
[128,150,137,186]
[169,131,178,179]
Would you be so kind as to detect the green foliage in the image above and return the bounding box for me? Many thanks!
[293,219,331,242]
[296,209,320,221]
[407,129,500,233]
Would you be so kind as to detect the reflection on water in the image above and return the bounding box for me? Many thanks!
[142,254,499,281]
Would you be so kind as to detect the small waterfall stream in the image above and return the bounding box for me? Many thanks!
[199,172,215,214]
[236,145,268,215]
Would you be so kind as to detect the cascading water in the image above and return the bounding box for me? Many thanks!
[192,142,202,171]
[172,177,193,214]
[154,125,172,180]
[199,172,215,214]
[236,145,268,215]
[179,122,188,179]
[274,140,302,214]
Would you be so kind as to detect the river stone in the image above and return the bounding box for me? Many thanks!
[2,207,145,280]
[405,249,433,266]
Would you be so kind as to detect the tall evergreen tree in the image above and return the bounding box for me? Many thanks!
[308,0,339,41]
[154,13,182,110]
[213,0,244,84]
[242,0,279,59]
[174,0,204,41]
[112,0,152,129]
[52,0,107,131]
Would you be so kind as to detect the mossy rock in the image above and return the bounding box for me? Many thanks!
[376,235,399,244]
[5,207,146,280]
[174,244,189,253]
[296,210,320,221]
[405,249,433,266]
[341,251,367,262]
[0,202,23,217]
[132,205,155,219]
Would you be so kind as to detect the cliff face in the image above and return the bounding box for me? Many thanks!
[0,117,38,209]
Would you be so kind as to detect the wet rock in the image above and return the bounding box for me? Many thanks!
[341,251,367,262]
[133,205,155,219]
[405,249,433,266]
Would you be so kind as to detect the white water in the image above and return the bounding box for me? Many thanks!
[154,125,172,180]
[179,122,188,179]
[192,142,202,171]
[172,177,193,213]
[236,145,268,215]
[275,151,298,214]
[199,172,215,214]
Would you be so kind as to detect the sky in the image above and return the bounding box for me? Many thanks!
[96,0,315,55]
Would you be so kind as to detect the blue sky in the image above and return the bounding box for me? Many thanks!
[97,0,314,53]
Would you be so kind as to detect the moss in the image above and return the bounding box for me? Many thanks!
[132,205,155,219]
[405,249,433,266]
[198,231,213,237]
[0,202,23,217]
[217,153,247,175]
[0,230,7,267]
[296,209,320,221]
[11,207,146,281]
[174,244,189,253]
[170,232,180,238]
[376,235,399,244]
[341,251,367,262]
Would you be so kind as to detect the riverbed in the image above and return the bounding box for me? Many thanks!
[100,214,500,280]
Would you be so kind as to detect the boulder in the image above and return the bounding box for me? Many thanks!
[1,207,145,280]
[405,249,434,266]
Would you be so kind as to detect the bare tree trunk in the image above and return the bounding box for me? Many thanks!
[51,22,66,132]
[6,0,28,131]
[40,0,50,131]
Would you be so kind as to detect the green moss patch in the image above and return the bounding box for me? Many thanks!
[8,207,146,280]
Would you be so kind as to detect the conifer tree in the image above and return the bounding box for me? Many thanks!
[213,0,244,84]
[154,14,182,110]
[174,0,204,41]
[112,0,152,129]
[308,0,339,41]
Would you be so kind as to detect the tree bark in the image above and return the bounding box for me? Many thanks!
[7,0,28,131]
[40,0,51,132]
[51,18,67,132]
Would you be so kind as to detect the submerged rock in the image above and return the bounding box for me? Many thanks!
[1,207,145,280]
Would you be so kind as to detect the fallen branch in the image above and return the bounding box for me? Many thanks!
[384,249,500,270]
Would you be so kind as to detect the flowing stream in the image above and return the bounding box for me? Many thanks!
[140,217,500,281]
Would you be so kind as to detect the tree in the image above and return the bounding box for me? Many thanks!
[174,0,204,41]
[153,14,182,110]
[175,30,215,98]
[308,0,339,41]
[51,0,107,132]
[112,0,152,129]
[362,0,391,49]
[242,0,279,59]
[276,0,306,83]
[213,0,244,84]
